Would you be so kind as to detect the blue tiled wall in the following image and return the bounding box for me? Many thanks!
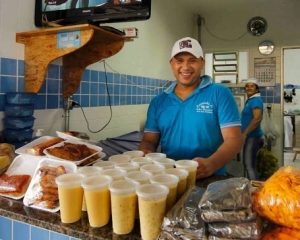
[0,216,79,240]
[0,57,170,111]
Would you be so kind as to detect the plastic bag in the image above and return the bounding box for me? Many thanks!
[252,166,300,229]
[199,178,256,223]
[159,186,206,240]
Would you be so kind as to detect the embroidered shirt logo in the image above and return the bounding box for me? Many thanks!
[179,39,192,49]
[196,102,213,113]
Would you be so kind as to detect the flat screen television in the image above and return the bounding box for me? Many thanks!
[35,0,151,27]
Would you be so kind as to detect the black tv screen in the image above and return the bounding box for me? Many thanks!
[35,0,151,27]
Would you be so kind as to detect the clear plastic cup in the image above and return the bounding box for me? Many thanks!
[77,166,102,211]
[149,174,179,211]
[93,160,115,170]
[81,175,113,227]
[145,152,166,160]
[123,150,144,158]
[115,162,140,173]
[130,157,152,167]
[101,168,126,181]
[175,160,198,189]
[108,154,131,164]
[153,158,175,169]
[140,164,165,176]
[109,180,137,235]
[55,173,84,223]
[136,183,169,240]
[125,170,150,185]
[165,168,189,199]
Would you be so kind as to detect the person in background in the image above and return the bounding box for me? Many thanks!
[139,37,243,179]
[241,78,264,180]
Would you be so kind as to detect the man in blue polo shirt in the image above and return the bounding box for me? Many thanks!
[139,37,243,179]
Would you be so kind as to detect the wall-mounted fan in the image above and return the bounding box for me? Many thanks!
[247,16,267,36]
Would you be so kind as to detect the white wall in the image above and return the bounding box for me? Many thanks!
[0,0,196,140]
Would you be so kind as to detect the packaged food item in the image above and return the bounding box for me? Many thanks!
[252,166,300,229]
[159,186,206,240]
[0,174,31,194]
[0,143,15,175]
[208,218,262,239]
[25,137,63,155]
[199,177,256,223]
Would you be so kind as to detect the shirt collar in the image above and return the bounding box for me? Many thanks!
[164,75,213,94]
[248,92,261,99]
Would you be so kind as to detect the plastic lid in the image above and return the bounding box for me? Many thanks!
[125,171,150,185]
[101,168,126,180]
[175,160,198,170]
[77,166,102,177]
[130,157,152,166]
[81,175,112,190]
[153,158,175,168]
[150,174,179,188]
[145,152,166,160]
[115,162,139,172]
[122,150,144,158]
[165,168,189,180]
[93,160,115,170]
[136,183,169,201]
[108,154,131,163]
[140,164,165,176]
[109,179,136,195]
[55,173,83,188]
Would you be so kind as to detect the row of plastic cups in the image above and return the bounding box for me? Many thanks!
[55,172,169,240]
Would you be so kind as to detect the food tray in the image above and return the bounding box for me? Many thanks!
[0,155,40,199]
[15,136,61,156]
[23,158,77,213]
[43,139,103,166]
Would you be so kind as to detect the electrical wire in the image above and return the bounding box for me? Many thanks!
[202,18,248,42]
[76,61,113,133]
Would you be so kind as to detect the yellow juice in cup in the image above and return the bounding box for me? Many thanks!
[175,160,198,189]
[56,173,84,224]
[82,175,113,228]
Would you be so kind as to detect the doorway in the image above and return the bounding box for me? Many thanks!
[283,47,300,167]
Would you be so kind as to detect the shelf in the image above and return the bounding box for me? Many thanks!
[16,24,126,98]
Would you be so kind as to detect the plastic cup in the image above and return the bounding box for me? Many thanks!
[175,160,198,189]
[153,158,175,169]
[109,180,137,235]
[81,175,113,227]
[101,168,126,181]
[136,183,169,240]
[145,152,166,160]
[130,157,152,167]
[93,160,115,170]
[115,162,140,173]
[165,168,189,199]
[140,164,165,176]
[125,170,150,185]
[55,173,84,224]
[123,150,144,158]
[77,166,102,211]
[149,174,179,211]
[108,154,131,164]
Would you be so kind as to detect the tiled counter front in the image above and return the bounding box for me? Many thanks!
[0,196,141,240]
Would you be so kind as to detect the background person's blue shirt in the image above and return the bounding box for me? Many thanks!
[144,75,241,176]
[241,94,264,138]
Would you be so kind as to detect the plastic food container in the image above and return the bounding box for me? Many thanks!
[4,128,33,142]
[4,104,34,117]
[5,92,36,105]
[4,116,35,129]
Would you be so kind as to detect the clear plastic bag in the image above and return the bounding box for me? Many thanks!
[199,178,256,223]
[159,186,206,240]
[252,166,300,229]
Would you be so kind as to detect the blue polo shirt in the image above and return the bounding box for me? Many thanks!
[241,93,264,138]
[144,75,241,175]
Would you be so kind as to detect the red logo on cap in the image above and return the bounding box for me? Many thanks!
[179,40,192,49]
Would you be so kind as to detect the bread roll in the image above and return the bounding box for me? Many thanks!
[26,137,63,156]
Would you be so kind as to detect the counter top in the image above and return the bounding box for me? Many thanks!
[0,175,230,240]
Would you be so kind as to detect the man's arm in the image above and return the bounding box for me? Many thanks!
[194,126,243,179]
[139,132,160,155]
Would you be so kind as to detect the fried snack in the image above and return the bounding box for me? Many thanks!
[26,137,64,156]
[252,166,300,229]
[0,174,31,194]
[46,142,97,161]
[261,226,300,240]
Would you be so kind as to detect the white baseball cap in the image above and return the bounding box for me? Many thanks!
[170,37,204,60]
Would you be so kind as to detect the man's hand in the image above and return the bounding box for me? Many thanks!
[193,157,215,179]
